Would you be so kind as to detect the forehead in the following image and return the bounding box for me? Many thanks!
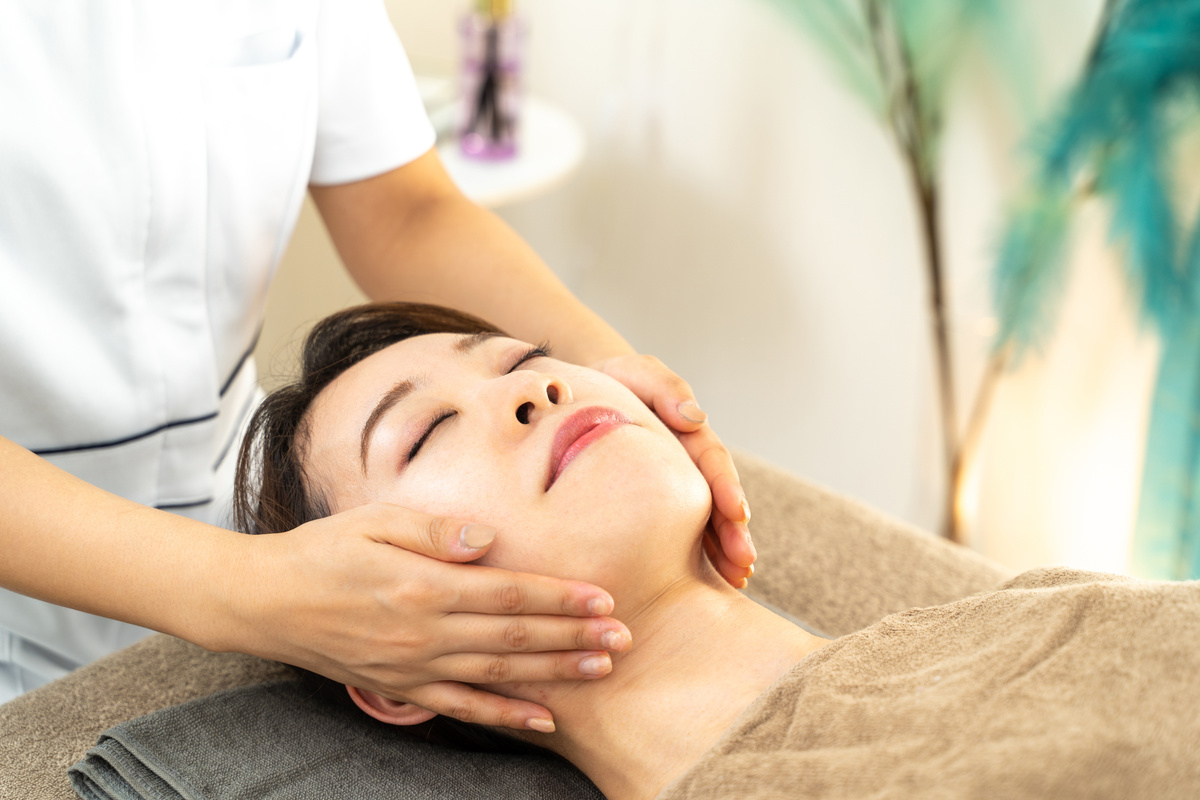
[314,332,494,417]
[344,332,465,383]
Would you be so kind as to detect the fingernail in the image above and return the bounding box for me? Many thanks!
[587,596,614,616]
[460,524,496,550]
[580,654,612,676]
[677,401,707,424]
[743,529,758,561]
[737,577,749,590]
[527,718,556,733]
[602,630,632,652]
[747,563,755,577]
[739,497,752,523]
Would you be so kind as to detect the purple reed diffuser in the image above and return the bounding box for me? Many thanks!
[458,0,525,160]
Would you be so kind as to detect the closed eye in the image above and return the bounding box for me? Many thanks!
[407,410,456,463]
[507,342,553,373]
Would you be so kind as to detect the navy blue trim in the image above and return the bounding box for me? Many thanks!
[220,329,261,398]
[31,412,219,456]
[31,332,261,457]
[156,497,214,511]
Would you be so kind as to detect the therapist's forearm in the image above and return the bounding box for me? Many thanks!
[0,434,250,649]
[311,153,636,366]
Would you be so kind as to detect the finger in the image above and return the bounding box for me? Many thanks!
[645,382,709,435]
[677,429,755,569]
[712,504,756,570]
[678,428,749,524]
[446,614,633,655]
[435,650,614,685]
[681,429,753,573]
[448,565,616,617]
[704,529,749,587]
[405,682,557,733]
[704,526,752,587]
[596,356,707,433]
[357,503,501,563]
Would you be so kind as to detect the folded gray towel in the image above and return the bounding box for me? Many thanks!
[68,680,601,800]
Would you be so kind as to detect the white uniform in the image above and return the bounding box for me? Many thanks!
[0,0,435,702]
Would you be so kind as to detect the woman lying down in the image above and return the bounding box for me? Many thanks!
[234,302,1199,800]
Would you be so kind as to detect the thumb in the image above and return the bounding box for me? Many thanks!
[363,503,497,563]
[593,355,707,434]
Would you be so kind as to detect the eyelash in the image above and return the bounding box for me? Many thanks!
[406,410,455,463]
[405,342,554,463]
[508,342,552,372]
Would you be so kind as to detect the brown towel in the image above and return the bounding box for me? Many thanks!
[736,452,1014,638]
[660,568,1200,800]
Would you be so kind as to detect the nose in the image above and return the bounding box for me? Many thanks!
[508,371,572,425]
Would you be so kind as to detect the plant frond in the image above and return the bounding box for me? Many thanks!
[1000,0,1200,349]
[764,0,884,113]
[991,190,1074,359]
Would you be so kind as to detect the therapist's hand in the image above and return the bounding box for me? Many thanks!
[590,354,756,587]
[226,503,631,733]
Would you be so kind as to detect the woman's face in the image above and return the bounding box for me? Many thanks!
[302,332,711,591]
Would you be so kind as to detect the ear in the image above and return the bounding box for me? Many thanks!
[346,686,438,726]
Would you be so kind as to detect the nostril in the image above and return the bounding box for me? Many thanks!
[547,384,559,404]
[516,402,532,424]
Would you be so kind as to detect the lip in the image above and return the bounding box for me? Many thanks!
[546,406,632,490]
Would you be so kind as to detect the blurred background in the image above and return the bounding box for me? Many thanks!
[257,0,1199,577]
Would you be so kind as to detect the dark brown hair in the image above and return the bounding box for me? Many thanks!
[233,302,504,537]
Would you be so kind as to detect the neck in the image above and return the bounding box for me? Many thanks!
[504,551,828,800]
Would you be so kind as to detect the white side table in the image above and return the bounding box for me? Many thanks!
[435,96,587,209]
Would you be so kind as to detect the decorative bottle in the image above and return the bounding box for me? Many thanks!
[458,0,525,160]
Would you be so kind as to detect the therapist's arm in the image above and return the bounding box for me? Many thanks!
[310,148,756,582]
[0,434,629,731]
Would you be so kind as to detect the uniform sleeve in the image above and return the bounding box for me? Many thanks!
[309,0,436,186]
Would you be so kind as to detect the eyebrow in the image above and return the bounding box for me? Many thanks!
[358,332,503,473]
[454,331,503,353]
[359,378,421,472]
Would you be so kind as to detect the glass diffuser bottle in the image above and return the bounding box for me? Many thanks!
[458,0,525,160]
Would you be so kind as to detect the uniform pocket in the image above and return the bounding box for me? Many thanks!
[210,26,301,68]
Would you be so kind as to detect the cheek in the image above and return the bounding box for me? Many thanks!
[365,455,526,534]
[598,439,710,528]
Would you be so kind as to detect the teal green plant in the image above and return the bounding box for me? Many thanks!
[764,0,1033,541]
[994,0,1200,579]
[770,0,1200,574]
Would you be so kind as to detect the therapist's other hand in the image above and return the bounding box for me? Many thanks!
[590,354,756,586]
[227,503,630,732]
